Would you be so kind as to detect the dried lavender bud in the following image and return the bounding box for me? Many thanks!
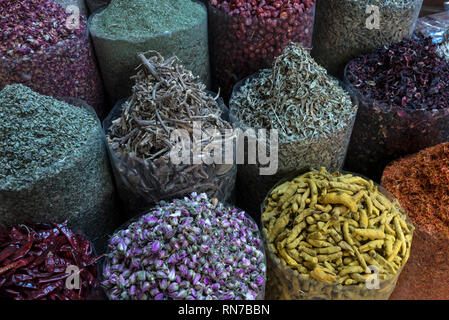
[102,193,266,300]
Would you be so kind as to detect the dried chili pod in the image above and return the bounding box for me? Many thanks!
[0,221,104,300]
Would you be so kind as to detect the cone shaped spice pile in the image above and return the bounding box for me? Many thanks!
[382,143,449,299]
[230,42,357,216]
[208,0,317,101]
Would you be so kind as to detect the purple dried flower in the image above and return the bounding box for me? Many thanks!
[167,253,178,265]
[241,258,251,267]
[104,193,265,300]
[129,285,137,296]
[154,293,164,300]
[179,265,188,277]
[150,241,161,253]
[159,279,168,290]
[144,215,158,226]
[168,282,179,292]
[192,273,201,285]
[142,282,152,293]
[176,290,188,299]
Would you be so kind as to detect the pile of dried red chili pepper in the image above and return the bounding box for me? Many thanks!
[0,221,102,300]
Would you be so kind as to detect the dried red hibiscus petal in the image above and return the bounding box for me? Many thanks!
[0,221,102,300]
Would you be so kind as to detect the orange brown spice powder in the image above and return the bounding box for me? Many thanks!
[382,142,449,300]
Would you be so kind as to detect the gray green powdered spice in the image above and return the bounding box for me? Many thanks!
[0,85,96,190]
[0,84,120,252]
[91,0,204,39]
[89,0,210,105]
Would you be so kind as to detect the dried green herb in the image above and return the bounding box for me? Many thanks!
[0,84,119,252]
[89,0,210,105]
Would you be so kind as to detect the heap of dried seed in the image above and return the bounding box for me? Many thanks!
[106,51,231,161]
[102,193,266,300]
[230,43,356,143]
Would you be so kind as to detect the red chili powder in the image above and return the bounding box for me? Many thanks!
[382,142,449,300]
[382,142,449,235]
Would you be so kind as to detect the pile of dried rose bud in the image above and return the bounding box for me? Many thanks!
[102,193,266,300]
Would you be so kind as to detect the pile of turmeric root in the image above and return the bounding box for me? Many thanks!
[262,167,414,299]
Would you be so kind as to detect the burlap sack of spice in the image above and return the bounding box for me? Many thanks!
[312,0,423,78]
[88,0,210,106]
[229,71,358,219]
[0,88,121,253]
[103,98,237,218]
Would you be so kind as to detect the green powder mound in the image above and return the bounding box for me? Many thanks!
[91,0,205,39]
[0,84,98,190]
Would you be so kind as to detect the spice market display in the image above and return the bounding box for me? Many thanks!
[89,0,210,105]
[261,167,414,299]
[104,51,236,217]
[0,0,106,117]
[1,0,449,301]
[102,193,266,300]
[230,43,357,218]
[208,0,317,102]
[382,143,449,300]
